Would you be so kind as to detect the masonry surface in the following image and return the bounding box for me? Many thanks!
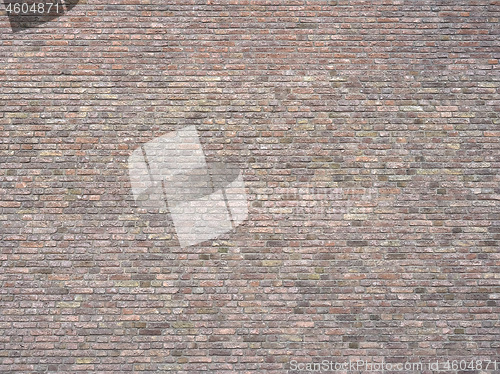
[0,1,499,373]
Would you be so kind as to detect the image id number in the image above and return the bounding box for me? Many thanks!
[6,2,61,14]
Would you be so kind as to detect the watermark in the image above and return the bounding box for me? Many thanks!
[3,0,79,32]
[289,358,499,372]
[128,125,248,248]
[273,186,380,217]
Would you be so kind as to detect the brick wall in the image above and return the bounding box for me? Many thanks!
[1,0,499,372]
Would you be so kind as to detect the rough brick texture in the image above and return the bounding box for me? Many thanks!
[0,0,499,373]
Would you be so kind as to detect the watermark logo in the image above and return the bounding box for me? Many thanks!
[3,0,79,32]
[128,126,248,248]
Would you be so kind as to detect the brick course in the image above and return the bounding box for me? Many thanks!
[0,0,499,372]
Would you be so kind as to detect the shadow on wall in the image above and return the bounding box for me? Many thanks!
[3,0,79,32]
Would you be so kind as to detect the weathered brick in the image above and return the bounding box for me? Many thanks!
[0,0,498,372]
